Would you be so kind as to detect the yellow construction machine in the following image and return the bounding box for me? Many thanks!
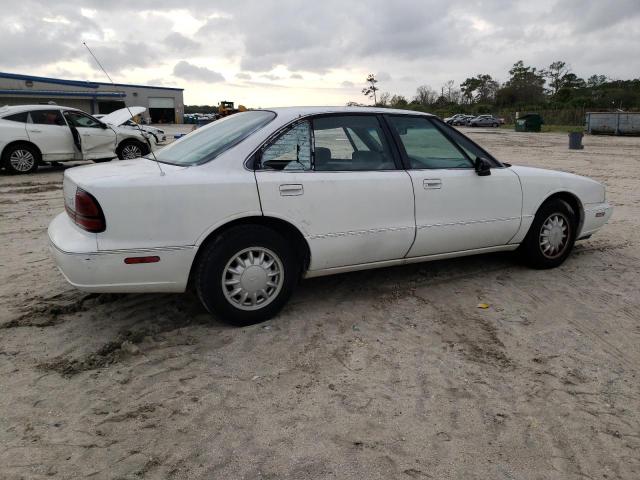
[217,101,247,118]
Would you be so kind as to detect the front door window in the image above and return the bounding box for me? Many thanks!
[387,116,474,170]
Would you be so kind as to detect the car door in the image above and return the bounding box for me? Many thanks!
[255,114,415,272]
[25,109,77,161]
[63,110,117,160]
[386,115,522,257]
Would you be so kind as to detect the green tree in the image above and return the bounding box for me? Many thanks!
[362,74,379,105]
[543,61,570,95]
[413,85,438,106]
[389,94,408,108]
[586,74,607,88]
[498,60,546,106]
[378,91,391,106]
[460,74,499,103]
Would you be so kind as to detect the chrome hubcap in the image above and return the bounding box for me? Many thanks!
[122,144,142,159]
[539,213,570,259]
[222,247,284,311]
[9,149,35,172]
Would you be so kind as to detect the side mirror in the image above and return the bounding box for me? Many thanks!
[99,122,108,129]
[475,157,492,176]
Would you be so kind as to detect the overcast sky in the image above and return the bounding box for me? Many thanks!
[2,0,639,106]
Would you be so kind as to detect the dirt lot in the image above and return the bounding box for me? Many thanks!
[1,128,639,479]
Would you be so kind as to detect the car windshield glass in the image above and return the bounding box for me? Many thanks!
[151,111,276,166]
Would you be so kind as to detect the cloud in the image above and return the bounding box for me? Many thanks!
[1,0,639,105]
[172,61,225,83]
[163,32,200,52]
[260,74,282,81]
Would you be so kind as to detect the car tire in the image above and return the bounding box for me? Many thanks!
[195,225,299,326]
[520,198,578,269]
[2,143,39,174]
[116,140,147,160]
[493,123,499,127]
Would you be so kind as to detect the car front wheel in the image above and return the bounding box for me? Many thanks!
[116,140,147,160]
[195,225,298,326]
[521,198,577,269]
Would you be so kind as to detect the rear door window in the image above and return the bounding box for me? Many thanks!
[260,121,312,171]
[29,110,66,126]
[312,115,396,171]
[3,112,29,123]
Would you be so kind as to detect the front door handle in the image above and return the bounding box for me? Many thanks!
[423,178,442,190]
[279,184,304,196]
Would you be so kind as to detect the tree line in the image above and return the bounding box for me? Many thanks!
[357,61,640,121]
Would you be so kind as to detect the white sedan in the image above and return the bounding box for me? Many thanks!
[0,104,151,174]
[48,107,612,325]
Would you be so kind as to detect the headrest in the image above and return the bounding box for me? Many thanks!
[315,147,331,164]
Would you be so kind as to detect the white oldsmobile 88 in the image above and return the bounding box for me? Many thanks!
[48,107,612,325]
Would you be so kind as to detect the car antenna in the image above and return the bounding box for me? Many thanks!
[82,42,165,176]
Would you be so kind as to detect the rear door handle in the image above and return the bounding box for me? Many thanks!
[279,184,304,196]
[423,178,442,189]
[30,129,42,133]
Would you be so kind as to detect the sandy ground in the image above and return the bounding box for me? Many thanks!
[0,128,638,480]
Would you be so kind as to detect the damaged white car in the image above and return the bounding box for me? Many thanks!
[0,104,152,174]
[96,107,167,145]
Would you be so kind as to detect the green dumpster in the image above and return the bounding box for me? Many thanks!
[515,113,543,132]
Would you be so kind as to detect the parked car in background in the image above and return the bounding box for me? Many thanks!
[468,114,502,127]
[49,106,612,326]
[453,114,476,126]
[96,107,167,145]
[0,105,151,174]
[444,113,467,125]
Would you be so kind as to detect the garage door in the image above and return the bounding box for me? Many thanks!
[148,97,176,123]
[149,97,175,108]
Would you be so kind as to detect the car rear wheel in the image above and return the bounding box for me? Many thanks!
[520,198,577,269]
[195,225,299,326]
[3,144,39,174]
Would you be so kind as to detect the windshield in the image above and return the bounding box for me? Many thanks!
[151,110,276,166]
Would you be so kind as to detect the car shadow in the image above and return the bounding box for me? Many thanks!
[0,161,91,176]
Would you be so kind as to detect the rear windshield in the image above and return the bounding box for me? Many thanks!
[151,111,275,166]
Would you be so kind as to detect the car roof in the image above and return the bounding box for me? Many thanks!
[0,104,82,115]
[263,106,434,121]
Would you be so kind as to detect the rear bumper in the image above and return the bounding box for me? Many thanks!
[48,213,195,293]
[579,202,613,239]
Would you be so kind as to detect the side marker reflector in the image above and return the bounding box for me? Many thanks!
[124,256,160,265]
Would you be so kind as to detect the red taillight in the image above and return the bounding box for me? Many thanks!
[66,188,106,233]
